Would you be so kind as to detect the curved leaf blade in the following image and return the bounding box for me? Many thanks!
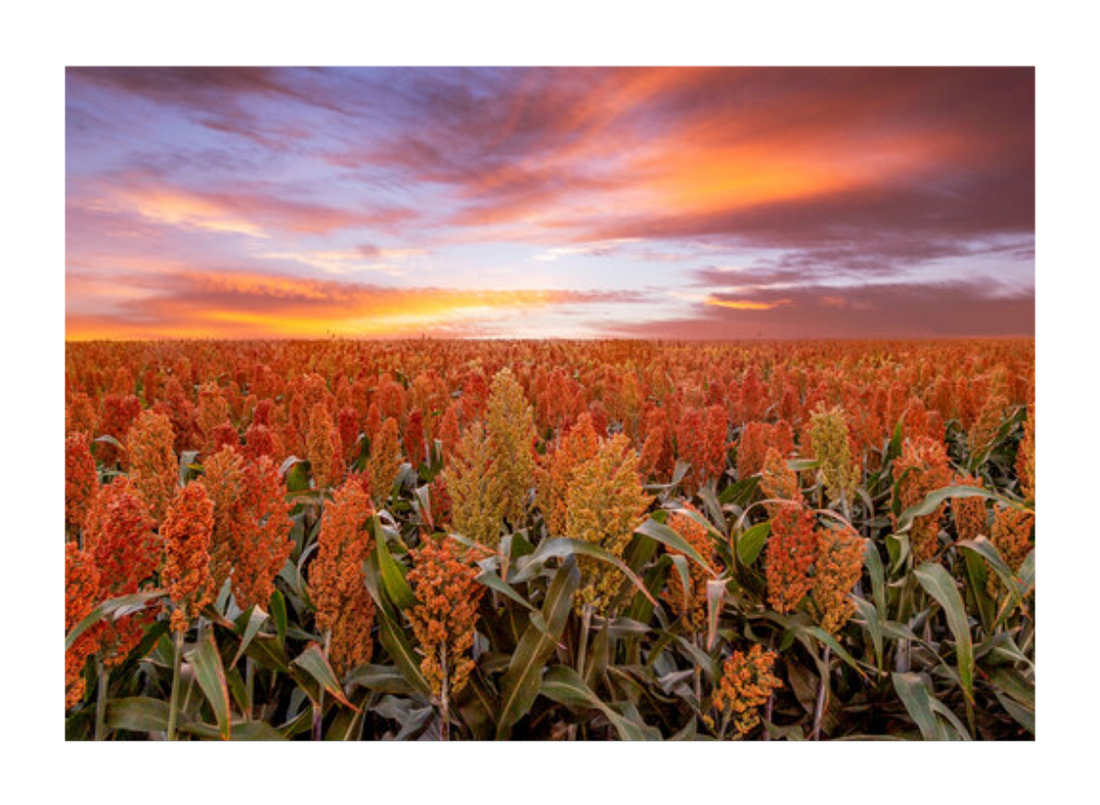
[496,557,579,739]
[914,562,974,702]
[736,521,770,567]
[291,643,356,709]
[637,516,718,576]
[65,590,166,650]
[892,672,944,741]
[372,516,418,610]
[105,696,170,734]
[185,631,232,740]
[474,568,537,613]
[897,486,1025,533]
[230,605,269,669]
[540,665,657,741]
[517,538,656,607]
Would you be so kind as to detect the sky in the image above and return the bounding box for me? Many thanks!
[65,66,1034,340]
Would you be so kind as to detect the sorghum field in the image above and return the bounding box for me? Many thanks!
[64,338,1035,740]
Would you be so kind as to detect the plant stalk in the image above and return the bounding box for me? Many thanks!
[94,660,109,741]
[439,645,450,742]
[244,656,255,722]
[576,604,593,676]
[166,629,183,741]
[812,645,832,741]
[313,629,331,741]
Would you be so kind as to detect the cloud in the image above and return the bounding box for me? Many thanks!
[318,67,1034,253]
[66,268,650,339]
[704,298,791,311]
[66,67,1034,339]
[69,173,418,239]
[67,67,344,149]
[608,280,1033,340]
[70,69,1033,249]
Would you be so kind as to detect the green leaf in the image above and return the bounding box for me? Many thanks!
[65,590,167,650]
[736,521,770,567]
[1018,550,1035,591]
[786,458,820,472]
[413,484,434,529]
[185,631,232,740]
[344,664,417,695]
[988,666,1035,709]
[719,475,759,506]
[852,596,883,671]
[963,551,996,634]
[914,562,974,703]
[886,532,910,575]
[627,556,671,624]
[668,554,691,615]
[540,665,659,740]
[891,672,971,740]
[474,568,537,613]
[269,589,288,647]
[286,460,311,493]
[660,630,720,683]
[887,416,904,463]
[697,485,727,536]
[291,643,355,709]
[891,672,943,740]
[516,538,656,607]
[705,578,726,652]
[94,433,125,450]
[863,540,886,615]
[372,517,417,610]
[227,721,286,741]
[230,606,269,669]
[635,518,716,576]
[105,696,170,734]
[376,609,432,698]
[496,557,579,739]
[958,536,1028,606]
[897,485,1023,533]
[243,634,290,673]
[799,625,869,680]
[361,549,431,698]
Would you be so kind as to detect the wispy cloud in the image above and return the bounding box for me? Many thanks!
[610,280,1033,340]
[66,67,1034,339]
[65,268,651,339]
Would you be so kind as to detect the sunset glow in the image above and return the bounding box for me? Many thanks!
[66,67,1034,339]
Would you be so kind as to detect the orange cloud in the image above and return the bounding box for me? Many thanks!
[119,187,269,237]
[93,180,413,239]
[612,107,964,235]
[420,69,975,245]
[704,297,791,311]
[65,269,644,340]
[67,68,1033,340]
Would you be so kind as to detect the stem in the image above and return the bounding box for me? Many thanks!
[439,645,450,742]
[764,692,774,741]
[166,630,183,741]
[763,632,775,741]
[94,660,109,741]
[576,605,592,677]
[244,657,255,722]
[312,701,323,741]
[692,632,702,707]
[499,545,510,590]
[313,630,331,741]
[812,646,832,741]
